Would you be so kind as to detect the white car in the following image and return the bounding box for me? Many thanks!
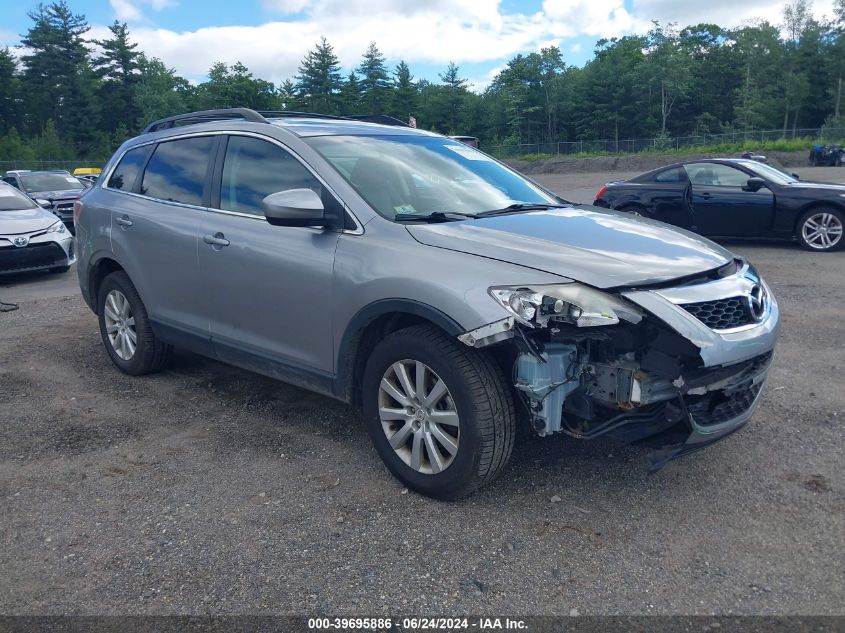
[0,181,75,275]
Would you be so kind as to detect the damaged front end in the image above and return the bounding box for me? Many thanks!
[458,262,779,470]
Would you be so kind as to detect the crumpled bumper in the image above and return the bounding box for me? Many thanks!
[644,350,773,471]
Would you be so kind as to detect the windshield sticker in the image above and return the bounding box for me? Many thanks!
[393,204,416,214]
[445,144,492,161]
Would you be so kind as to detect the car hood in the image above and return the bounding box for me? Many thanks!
[0,207,59,235]
[406,206,734,289]
[27,189,83,200]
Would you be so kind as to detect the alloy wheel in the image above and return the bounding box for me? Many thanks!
[103,289,137,360]
[378,360,460,475]
[802,212,843,250]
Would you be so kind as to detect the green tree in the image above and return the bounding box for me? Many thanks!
[390,61,417,122]
[438,62,469,133]
[643,23,692,135]
[339,71,363,115]
[134,55,191,127]
[19,1,98,152]
[295,37,342,114]
[356,42,390,114]
[197,61,277,110]
[93,21,141,134]
[0,48,21,134]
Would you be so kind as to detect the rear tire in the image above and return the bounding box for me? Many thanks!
[361,324,516,500]
[97,271,172,375]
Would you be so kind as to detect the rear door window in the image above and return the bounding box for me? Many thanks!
[108,145,153,192]
[140,136,214,206]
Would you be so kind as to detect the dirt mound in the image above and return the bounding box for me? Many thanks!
[506,150,810,175]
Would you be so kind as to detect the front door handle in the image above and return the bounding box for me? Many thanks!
[700,192,712,199]
[203,233,230,247]
[115,215,133,227]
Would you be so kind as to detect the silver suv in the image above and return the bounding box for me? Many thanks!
[76,108,780,499]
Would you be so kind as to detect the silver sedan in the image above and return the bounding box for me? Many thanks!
[0,182,75,275]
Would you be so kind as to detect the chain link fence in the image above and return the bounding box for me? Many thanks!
[0,159,109,172]
[487,128,845,159]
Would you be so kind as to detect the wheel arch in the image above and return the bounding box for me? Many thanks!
[334,299,464,406]
[87,255,127,314]
[793,200,845,236]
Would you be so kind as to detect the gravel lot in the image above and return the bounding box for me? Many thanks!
[1,168,843,616]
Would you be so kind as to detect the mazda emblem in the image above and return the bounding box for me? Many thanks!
[747,284,767,322]
[13,236,28,248]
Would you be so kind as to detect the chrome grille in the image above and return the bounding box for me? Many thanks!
[680,296,754,330]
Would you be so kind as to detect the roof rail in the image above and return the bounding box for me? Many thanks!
[142,108,412,135]
[257,111,350,121]
[347,114,410,127]
[142,108,269,134]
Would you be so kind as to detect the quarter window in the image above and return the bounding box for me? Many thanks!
[655,167,685,183]
[219,135,322,216]
[140,136,213,206]
[108,145,153,192]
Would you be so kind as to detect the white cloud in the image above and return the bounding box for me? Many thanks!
[110,0,143,22]
[109,0,178,23]
[101,0,837,91]
[543,0,648,38]
[631,0,837,28]
[114,0,644,86]
[261,0,311,13]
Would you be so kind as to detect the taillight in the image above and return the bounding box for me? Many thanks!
[595,185,608,200]
[73,200,83,226]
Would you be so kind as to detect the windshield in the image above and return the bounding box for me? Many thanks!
[306,135,557,220]
[743,160,797,185]
[20,172,84,193]
[0,184,37,211]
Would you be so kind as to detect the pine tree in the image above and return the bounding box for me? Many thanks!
[295,37,342,114]
[391,60,417,121]
[357,42,390,114]
[439,62,468,133]
[279,79,299,110]
[93,21,141,133]
[339,71,363,115]
[20,1,98,152]
[0,48,21,134]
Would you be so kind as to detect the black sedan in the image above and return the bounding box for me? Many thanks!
[594,158,845,252]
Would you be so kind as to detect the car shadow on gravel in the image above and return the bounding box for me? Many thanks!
[159,350,659,498]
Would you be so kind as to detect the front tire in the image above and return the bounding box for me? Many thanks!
[97,271,172,375]
[796,208,844,252]
[362,324,516,499]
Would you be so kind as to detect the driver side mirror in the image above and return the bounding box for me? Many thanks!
[262,188,331,228]
[35,198,52,208]
[742,177,767,192]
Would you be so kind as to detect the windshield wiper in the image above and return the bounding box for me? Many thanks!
[394,211,480,222]
[475,202,569,218]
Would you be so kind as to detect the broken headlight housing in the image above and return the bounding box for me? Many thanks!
[489,283,643,328]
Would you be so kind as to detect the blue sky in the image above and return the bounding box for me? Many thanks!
[1,0,838,90]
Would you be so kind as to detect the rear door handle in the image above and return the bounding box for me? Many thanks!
[115,215,133,227]
[203,233,230,247]
[700,192,712,199]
